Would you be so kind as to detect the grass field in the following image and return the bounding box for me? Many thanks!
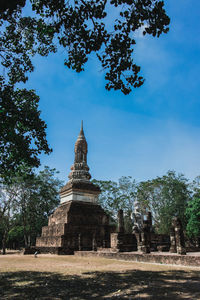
[0,253,200,299]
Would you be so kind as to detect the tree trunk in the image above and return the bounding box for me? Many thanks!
[2,231,7,255]
[28,235,31,247]
[24,233,28,248]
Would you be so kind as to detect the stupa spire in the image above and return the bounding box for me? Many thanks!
[68,122,91,181]
[60,121,101,204]
[80,120,83,134]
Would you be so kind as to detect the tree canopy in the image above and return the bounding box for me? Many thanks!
[136,171,190,234]
[1,0,170,93]
[0,166,63,252]
[94,171,192,235]
[186,197,200,239]
[0,86,51,180]
[93,176,137,232]
[186,176,200,239]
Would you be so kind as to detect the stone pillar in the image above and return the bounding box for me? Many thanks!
[170,217,186,255]
[133,225,142,252]
[174,217,186,255]
[102,239,106,248]
[118,209,124,233]
[169,227,176,253]
[78,233,82,251]
[141,221,151,254]
[92,233,97,251]
[147,211,152,228]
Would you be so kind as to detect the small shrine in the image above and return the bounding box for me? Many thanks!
[36,122,113,254]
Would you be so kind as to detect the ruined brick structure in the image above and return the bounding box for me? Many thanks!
[36,122,113,254]
[170,217,186,255]
[111,209,137,252]
[35,123,187,257]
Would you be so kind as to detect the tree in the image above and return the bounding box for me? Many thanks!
[136,171,190,234]
[0,86,52,180]
[1,0,170,94]
[93,176,137,232]
[13,166,63,247]
[0,166,63,251]
[0,179,18,254]
[0,1,56,179]
[186,197,200,240]
[186,176,200,242]
[0,1,169,179]
[7,221,24,250]
[94,172,191,235]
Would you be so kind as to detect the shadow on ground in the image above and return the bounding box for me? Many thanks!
[0,269,200,299]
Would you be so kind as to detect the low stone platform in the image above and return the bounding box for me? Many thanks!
[74,250,200,267]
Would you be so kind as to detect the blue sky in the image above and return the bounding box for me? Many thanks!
[25,0,200,183]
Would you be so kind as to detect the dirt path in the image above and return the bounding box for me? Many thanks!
[0,254,200,299]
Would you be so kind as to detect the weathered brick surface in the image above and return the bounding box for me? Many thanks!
[60,180,100,195]
[36,200,114,254]
[41,224,66,236]
[111,233,137,252]
[36,236,63,247]
[35,246,73,254]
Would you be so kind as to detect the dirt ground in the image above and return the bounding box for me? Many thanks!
[0,252,200,299]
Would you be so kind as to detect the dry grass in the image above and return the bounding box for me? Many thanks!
[0,253,200,299]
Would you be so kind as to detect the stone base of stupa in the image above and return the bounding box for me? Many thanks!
[36,200,114,254]
[59,180,100,204]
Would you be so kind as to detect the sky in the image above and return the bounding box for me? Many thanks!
[25,0,200,183]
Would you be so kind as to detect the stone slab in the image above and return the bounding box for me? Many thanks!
[60,190,98,204]
[74,251,200,267]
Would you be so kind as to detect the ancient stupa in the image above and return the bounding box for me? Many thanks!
[36,122,112,254]
[60,120,100,204]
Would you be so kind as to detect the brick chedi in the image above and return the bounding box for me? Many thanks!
[60,121,100,204]
[36,122,112,254]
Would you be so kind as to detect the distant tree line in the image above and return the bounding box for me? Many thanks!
[1,169,200,254]
[93,171,200,243]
